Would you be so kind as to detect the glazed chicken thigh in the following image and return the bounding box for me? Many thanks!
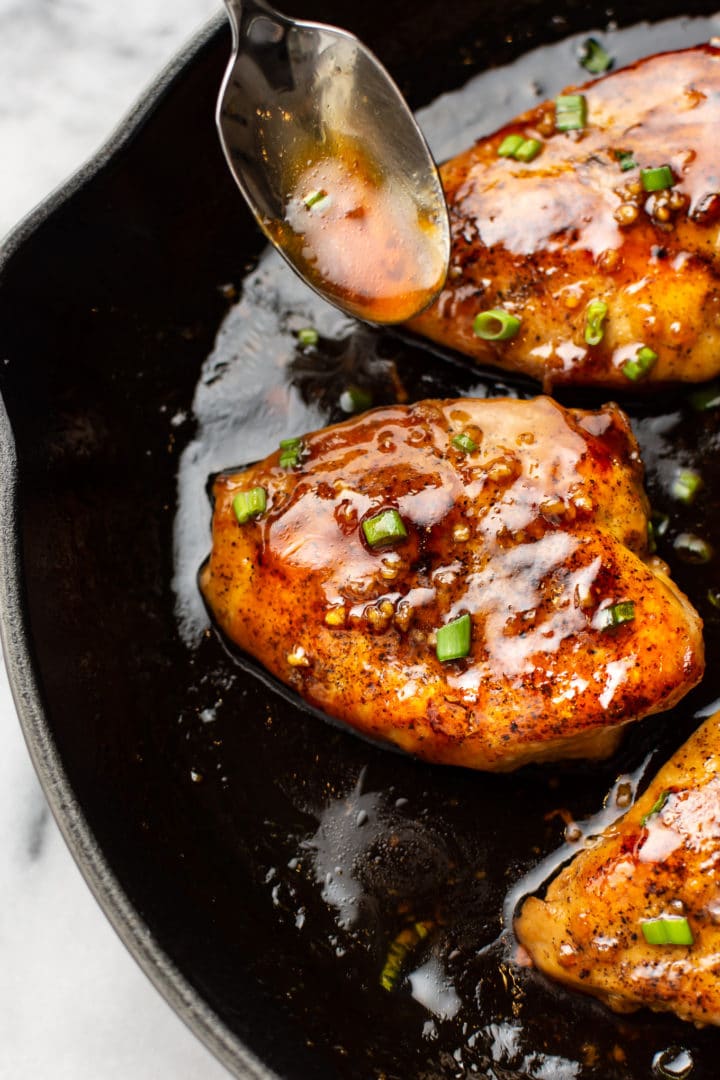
[516,711,720,1026]
[410,45,720,388]
[200,397,702,771]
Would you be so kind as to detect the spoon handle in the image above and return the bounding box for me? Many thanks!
[223,0,278,37]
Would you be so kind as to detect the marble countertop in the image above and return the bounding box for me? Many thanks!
[0,2,231,1076]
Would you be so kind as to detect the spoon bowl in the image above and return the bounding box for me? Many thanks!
[217,0,450,323]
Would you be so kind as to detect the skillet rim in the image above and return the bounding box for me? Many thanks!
[0,14,276,1080]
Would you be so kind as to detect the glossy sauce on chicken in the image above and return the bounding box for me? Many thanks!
[410,45,720,388]
[516,711,720,1026]
[200,397,703,771]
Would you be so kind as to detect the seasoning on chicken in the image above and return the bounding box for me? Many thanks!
[409,44,720,388]
[516,711,720,1025]
[200,397,703,771]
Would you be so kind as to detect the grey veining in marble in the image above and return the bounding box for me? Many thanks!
[0,1,234,1076]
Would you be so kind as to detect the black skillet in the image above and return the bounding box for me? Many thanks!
[3,3,720,1078]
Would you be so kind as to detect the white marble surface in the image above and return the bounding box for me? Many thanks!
[0,2,233,1076]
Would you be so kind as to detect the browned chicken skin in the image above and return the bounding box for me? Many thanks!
[410,45,720,388]
[200,397,703,771]
[516,711,720,1026]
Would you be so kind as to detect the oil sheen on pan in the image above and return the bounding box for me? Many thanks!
[174,11,720,1079]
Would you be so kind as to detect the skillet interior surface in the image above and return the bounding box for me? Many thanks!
[4,3,720,1078]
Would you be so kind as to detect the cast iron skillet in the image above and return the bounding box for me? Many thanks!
[3,3,720,1078]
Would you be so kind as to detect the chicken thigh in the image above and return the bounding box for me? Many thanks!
[200,396,703,771]
[410,45,720,388]
[516,711,720,1025]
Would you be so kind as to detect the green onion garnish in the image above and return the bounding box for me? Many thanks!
[641,166,674,192]
[436,613,472,662]
[688,382,720,411]
[498,134,524,157]
[616,150,637,172]
[362,509,408,548]
[452,432,478,454]
[671,468,702,504]
[339,386,373,414]
[278,437,303,469]
[380,921,433,992]
[232,486,267,524]
[673,532,714,564]
[641,916,694,946]
[708,587,720,610]
[580,38,613,75]
[297,326,319,347]
[514,138,542,162]
[600,601,635,630]
[650,511,670,540]
[498,135,542,162]
[473,309,521,341]
[648,512,670,553]
[622,345,657,381]
[585,299,608,346]
[555,94,587,132]
[641,789,670,826]
[304,189,331,210]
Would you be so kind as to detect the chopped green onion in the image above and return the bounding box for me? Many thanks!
[647,521,657,554]
[641,916,694,946]
[648,511,669,554]
[688,381,720,411]
[304,189,331,210]
[278,437,303,469]
[622,346,657,381]
[708,587,720,610]
[498,134,524,157]
[436,613,472,662]
[671,468,702,504]
[600,601,635,630]
[673,532,714,564]
[616,150,637,172]
[641,789,670,826]
[473,309,521,341]
[641,166,674,192]
[232,486,267,524]
[452,432,478,454]
[297,326,319,347]
[580,38,613,75]
[651,511,670,539]
[514,138,542,162]
[380,921,433,992]
[498,135,542,162]
[555,94,587,132]
[362,509,408,548]
[339,386,373,414]
[585,299,608,346]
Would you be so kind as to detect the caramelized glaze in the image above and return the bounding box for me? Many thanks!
[200,397,703,771]
[516,710,720,1025]
[410,45,720,387]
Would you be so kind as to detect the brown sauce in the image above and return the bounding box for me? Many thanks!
[175,11,720,1079]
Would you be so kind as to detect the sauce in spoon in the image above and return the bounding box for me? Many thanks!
[273,135,449,323]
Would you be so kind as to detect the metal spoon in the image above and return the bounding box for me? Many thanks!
[217,0,450,324]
